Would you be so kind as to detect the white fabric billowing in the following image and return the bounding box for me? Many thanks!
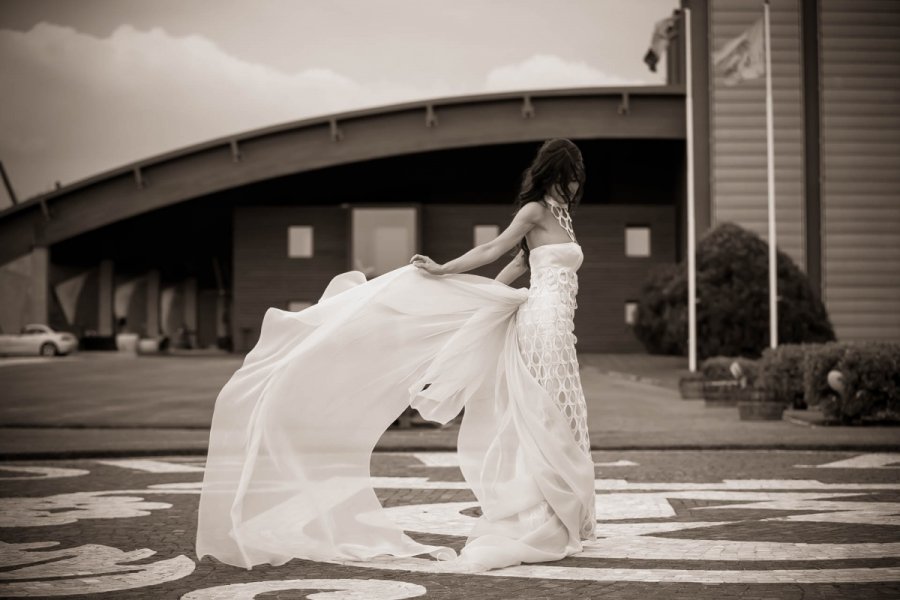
[196,241,595,572]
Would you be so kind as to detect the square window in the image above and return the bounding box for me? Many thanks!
[288,226,313,258]
[288,300,313,312]
[625,301,639,325]
[625,226,651,257]
[351,208,417,278]
[473,224,500,247]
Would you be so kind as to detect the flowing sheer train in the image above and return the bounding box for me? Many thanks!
[196,202,596,572]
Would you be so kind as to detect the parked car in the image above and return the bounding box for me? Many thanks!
[0,324,78,357]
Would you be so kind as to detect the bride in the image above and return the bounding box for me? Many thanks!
[195,138,596,572]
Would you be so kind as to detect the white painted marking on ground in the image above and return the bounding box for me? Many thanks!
[96,459,205,473]
[0,493,172,527]
[181,579,426,599]
[0,542,194,596]
[0,466,89,480]
[794,453,900,469]
[338,556,900,583]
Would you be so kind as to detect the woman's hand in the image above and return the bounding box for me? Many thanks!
[409,254,446,275]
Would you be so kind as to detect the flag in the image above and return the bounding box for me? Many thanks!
[643,13,679,73]
[54,271,89,325]
[713,17,765,86]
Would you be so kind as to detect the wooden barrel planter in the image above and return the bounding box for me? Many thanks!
[678,375,705,400]
[703,380,743,407]
[738,389,786,421]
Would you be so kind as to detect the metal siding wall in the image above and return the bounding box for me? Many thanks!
[710,0,806,266]
[232,206,347,351]
[820,0,900,341]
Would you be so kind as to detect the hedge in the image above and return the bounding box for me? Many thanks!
[701,356,759,387]
[758,344,807,407]
[831,342,900,423]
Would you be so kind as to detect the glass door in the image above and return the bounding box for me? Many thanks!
[349,206,418,279]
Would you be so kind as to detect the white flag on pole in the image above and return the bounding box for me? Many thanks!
[713,17,765,86]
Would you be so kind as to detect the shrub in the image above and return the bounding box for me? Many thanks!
[803,342,848,408]
[633,222,835,359]
[832,342,900,423]
[758,344,806,406]
[701,356,759,387]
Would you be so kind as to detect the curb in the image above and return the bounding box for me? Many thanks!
[3,443,900,461]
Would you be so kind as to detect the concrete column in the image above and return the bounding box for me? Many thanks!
[146,269,160,338]
[183,277,198,348]
[215,292,227,338]
[98,259,114,336]
[28,246,49,325]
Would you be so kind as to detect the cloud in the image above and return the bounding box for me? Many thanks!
[0,23,646,205]
[485,54,646,91]
[0,22,458,202]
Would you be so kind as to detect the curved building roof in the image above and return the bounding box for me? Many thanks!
[0,85,684,263]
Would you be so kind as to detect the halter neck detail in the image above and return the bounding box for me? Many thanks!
[544,196,577,244]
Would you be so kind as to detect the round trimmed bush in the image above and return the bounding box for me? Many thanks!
[633,222,835,359]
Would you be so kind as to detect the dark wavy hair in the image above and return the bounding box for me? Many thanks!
[510,138,585,262]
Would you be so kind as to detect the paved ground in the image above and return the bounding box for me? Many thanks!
[1,450,899,599]
[0,353,898,458]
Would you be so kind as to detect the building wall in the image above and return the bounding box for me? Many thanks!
[709,0,806,267]
[234,203,676,354]
[233,205,348,351]
[819,0,900,340]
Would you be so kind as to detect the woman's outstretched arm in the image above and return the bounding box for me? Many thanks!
[437,203,543,275]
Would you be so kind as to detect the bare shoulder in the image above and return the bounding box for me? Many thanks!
[515,201,547,223]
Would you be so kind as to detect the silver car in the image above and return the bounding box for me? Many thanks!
[0,324,79,357]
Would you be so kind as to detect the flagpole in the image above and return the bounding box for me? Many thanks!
[684,6,697,372]
[764,0,778,348]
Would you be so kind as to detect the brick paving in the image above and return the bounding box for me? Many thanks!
[1,450,900,599]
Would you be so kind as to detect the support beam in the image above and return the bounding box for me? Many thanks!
[521,95,535,119]
[425,105,438,128]
[0,161,17,205]
[146,268,160,338]
[98,259,114,336]
[681,0,712,235]
[183,276,198,348]
[330,119,343,142]
[28,247,48,326]
[801,0,822,298]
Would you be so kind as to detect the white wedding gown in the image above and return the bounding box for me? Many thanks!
[196,198,596,571]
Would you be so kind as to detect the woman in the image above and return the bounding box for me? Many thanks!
[195,138,595,572]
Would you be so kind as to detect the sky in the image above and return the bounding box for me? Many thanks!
[0,0,679,206]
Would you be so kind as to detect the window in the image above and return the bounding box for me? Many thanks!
[288,301,313,312]
[473,224,500,247]
[351,207,417,278]
[288,226,313,258]
[625,301,639,326]
[625,225,651,257]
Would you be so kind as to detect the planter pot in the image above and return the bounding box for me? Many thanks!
[137,338,159,355]
[703,379,742,407]
[678,376,705,400]
[115,333,139,355]
[738,401,785,421]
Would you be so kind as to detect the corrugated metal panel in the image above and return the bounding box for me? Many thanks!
[709,0,806,267]
[821,0,900,341]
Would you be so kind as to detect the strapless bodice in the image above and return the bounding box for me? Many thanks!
[528,241,583,273]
